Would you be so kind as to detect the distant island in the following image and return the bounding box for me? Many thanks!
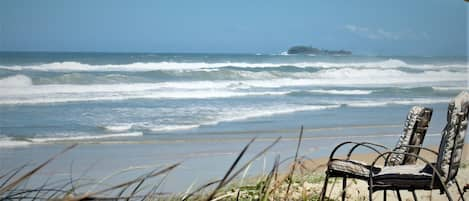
[287,46,352,55]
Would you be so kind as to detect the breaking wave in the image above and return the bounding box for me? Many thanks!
[149,125,201,132]
[0,68,465,105]
[0,74,32,87]
[0,138,32,148]
[102,124,134,132]
[305,89,373,95]
[432,86,469,91]
[345,98,450,107]
[0,59,466,72]
[30,132,143,143]
[145,105,342,133]
[0,132,143,148]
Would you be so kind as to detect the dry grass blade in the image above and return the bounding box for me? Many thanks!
[48,181,75,199]
[126,166,172,201]
[260,155,280,201]
[0,144,77,195]
[238,162,252,187]
[205,137,256,201]
[200,137,280,201]
[182,179,222,201]
[73,163,180,201]
[32,176,53,200]
[221,137,281,188]
[141,170,171,201]
[182,178,198,199]
[2,188,68,200]
[115,168,160,199]
[285,126,303,199]
[124,176,147,200]
[0,164,28,190]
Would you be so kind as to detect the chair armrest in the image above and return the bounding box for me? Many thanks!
[346,142,390,159]
[328,141,388,161]
[393,144,439,155]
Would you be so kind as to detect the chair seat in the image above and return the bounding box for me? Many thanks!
[372,164,436,189]
[328,159,381,179]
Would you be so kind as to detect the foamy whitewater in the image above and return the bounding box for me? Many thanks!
[0,52,467,147]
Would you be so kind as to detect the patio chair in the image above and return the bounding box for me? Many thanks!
[319,106,433,201]
[367,91,469,201]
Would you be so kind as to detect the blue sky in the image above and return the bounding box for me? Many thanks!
[0,0,467,56]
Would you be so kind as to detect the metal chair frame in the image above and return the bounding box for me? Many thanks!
[319,108,432,201]
[368,110,468,201]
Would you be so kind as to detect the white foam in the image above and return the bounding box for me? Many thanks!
[390,98,450,105]
[0,89,290,105]
[103,124,134,132]
[0,68,465,105]
[308,89,373,95]
[0,59,466,72]
[30,132,143,143]
[149,125,200,132]
[347,102,391,107]
[0,74,32,87]
[347,98,449,108]
[235,69,465,87]
[126,98,451,134]
[0,138,32,148]
[145,105,341,133]
[199,105,341,127]
[313,68,466,86]
[432,86,469,91]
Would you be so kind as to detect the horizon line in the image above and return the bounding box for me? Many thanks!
[0,50,467,58]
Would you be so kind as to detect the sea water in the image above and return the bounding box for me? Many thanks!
[0,52,467,192]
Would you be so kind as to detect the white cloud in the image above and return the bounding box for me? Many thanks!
[344,25,429,41]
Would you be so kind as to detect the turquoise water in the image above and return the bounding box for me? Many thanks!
[0,52,467,191]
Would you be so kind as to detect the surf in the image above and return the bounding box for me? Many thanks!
[0,59,466,72]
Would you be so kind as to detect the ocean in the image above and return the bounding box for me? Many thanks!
[0,52,467,192]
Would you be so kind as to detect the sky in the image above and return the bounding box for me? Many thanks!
[0,0,467,56]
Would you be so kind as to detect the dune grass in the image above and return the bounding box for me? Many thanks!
[0,127,343,201]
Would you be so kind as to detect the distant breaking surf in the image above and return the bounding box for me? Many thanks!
[0,59,466,72]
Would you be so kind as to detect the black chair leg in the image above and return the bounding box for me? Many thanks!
[455,180,466,201]
[411,190,418,201]
[442,185,454,201]
[383,190,387,201]
[369,186,373,201]
[342,176,347,201]
[396,190,403,201]
[320,173,330,201]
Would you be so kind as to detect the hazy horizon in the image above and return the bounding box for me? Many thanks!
[0,51,467,58]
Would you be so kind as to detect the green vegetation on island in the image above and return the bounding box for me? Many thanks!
[287,46,352,55]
